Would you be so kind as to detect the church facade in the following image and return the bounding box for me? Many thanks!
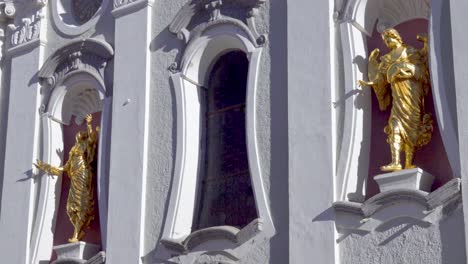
[0,0,467,263]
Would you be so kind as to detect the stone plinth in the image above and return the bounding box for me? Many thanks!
[374,168,434,193]
[53,242,100,263]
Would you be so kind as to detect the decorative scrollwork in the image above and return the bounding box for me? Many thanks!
[8,10,42,47]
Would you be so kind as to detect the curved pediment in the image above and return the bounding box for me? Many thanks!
[168,0,265,46]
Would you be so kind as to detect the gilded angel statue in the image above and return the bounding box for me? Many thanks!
[34,114,99,242]
[358,28,433,172]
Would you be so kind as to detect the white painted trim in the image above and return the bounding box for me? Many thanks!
[111,0,154,18]
[428,1,461,177]
[335,22,370,203]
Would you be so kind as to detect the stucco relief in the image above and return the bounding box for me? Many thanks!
[0,2,16,61]
[8,10,41,47]
[6,0,46,49]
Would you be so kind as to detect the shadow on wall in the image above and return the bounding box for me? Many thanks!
[141,21,183,263]
[374,217,431,246]
[268,0,289,263]
[439,201,466,264]
[150,26,185,69]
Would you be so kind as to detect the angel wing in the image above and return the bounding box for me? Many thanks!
[416,33,430,95]
[368,49,391,111]
[417,33,428,58]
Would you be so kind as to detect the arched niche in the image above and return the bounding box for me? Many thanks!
[159,3,274,260]
[29,39,113,263]
[335,0,459,202]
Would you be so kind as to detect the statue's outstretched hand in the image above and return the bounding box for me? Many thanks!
[85,114,92,124]
[33,159,45,170]
[357,79,373,87]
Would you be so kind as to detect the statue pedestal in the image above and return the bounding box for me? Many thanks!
[374,168,434,193]
[52,242,100,263]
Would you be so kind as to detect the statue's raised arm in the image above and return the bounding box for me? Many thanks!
[34,159,66,176]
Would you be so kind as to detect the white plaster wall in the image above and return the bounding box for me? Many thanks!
[450,0,468,258]
[145,0,288,263]
[0,48,11,216]
[288,0,336,263]
[340,207,466,264]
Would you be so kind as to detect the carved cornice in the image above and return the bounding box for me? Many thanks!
[38,39,114,114]
[8,10,42,47]
[169,0,266,46]
[5,0,48,53]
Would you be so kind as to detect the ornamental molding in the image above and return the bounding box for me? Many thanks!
[8,10,42,47]
[0,1,17,22]
[168,0,266,73]
[6,0,47,50]
[169,0,266,45]
[333,178,462,238]
[38,38,114,115]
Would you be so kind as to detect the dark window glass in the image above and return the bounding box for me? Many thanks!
[195,51,257,229]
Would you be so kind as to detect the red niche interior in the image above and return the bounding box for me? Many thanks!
[365,19,453,199]
[50,112,102,261]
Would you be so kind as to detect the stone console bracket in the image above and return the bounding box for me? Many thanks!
[333,178,462,237]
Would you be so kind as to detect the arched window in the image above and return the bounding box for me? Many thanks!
[161,16,274,260]
[195,51,257,230]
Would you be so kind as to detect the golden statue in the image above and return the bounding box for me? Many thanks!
[359,28,433,172]
[34,114,99,242]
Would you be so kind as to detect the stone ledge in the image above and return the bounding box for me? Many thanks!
[333,178,461,218]
[332,178,462,236]
[161,218,263,253]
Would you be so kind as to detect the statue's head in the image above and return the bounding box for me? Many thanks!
[381,28,403,49]
[75,131,88,142]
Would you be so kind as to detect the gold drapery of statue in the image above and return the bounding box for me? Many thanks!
[34,114,99,242]
[359,28,433,172]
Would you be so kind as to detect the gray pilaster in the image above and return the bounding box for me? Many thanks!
[450,0,468,260]
[0,43,44,263]
[287,0,336,263]
[105,1,153,263]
